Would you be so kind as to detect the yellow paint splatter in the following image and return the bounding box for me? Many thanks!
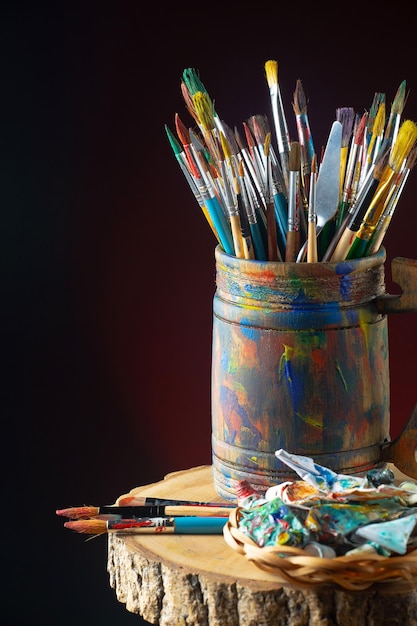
[296,412,325,429]
[359,309,370,351]
[279,344,294,381]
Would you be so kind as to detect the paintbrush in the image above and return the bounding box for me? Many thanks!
[285,142,301,262]
[64,516,227,536]
[192,90,220,164]
[56,503,233,520]
[336,112,368,230]
[358,93,383,185]
[346,119,417,259]
[360,93,385,185]
[384,79,407,148]
[293,79,315,202]
[365,92,385,147]
[365,101,386,170]
[366,145,417,255]
[307,154,318,263]
[336,106,355,204]
[265,60,291,193]
[264,132,282,261]
[118,495,234,507]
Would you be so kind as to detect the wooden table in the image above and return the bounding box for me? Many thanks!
[107,465,417,626]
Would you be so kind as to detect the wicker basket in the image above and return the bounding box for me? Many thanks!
[224,507,417,591]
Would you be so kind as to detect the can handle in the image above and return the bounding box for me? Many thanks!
[375,257,417,478]
[375,257,417,314]
[380,403,417,479]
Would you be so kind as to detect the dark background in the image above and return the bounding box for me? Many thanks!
[3,2,417,625]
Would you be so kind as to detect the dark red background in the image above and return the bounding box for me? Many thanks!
[4,2,417,624]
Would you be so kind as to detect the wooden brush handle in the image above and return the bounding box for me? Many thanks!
[285,230,300,262]
[307,221,318,262]
[267,203,281,261]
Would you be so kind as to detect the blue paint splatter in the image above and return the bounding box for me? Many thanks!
[219,386,262,445]
[335,262,355,301]
[338,275,352,300]
[335,261,355,275]
[240,318,258,340]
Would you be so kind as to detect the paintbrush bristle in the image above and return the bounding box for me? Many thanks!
[220,132,232,161]
[249,114,271,143]
[293,79,307,116]
[265,60,278,88]
[406,145,417,170]
[367,92,385,134]
[174,113,192,147]
[390,119,417,172]
[221,121,240,155]
[193,91,215,132]
[234,126,246,152]
[264,132,271,157]
[355,112,368,145]
[57,506,99,519]
[180,82,199,124]
[64,519,107,534]
[188,127,206,152]
[336,107,355,148]
[165,124,182,156]
[373,103,386,137]
[289,141,301,171]
[249,115,266,146]
[243,121,256,150]
[374,146,391,179]
[182,67,207,96]
[391,79,407,116]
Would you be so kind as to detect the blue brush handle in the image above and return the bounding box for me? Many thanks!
[174,517,226,534]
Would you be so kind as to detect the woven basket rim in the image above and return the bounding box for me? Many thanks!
[224,507,417,591]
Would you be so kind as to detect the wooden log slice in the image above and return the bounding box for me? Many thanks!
[108,465,417,625]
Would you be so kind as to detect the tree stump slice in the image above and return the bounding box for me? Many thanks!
[107,465,417,625]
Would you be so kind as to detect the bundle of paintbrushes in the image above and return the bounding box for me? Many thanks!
[57,496,235,536]
[166,63,417,262]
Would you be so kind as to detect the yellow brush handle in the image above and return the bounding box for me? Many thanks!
[230,215,245,258]
[307,220,318,262]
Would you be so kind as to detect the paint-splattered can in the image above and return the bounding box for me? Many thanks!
[211,246,391,500]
